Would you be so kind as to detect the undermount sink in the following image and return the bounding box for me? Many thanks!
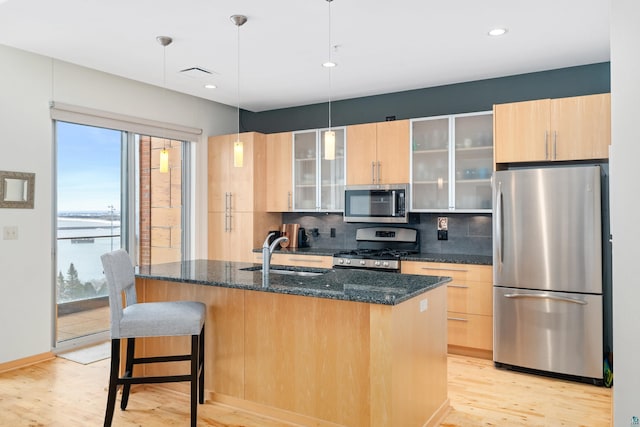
[240,266,327,277]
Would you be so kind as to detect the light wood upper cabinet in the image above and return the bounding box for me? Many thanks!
[209,132,264,213]
[347,120,409,185]
[494,99,550,163]
[494,93,611,163]
[265,132,293,212]
[551,93,611,160]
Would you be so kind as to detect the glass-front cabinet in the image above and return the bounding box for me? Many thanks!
[411,112,493,211]
[293,128,345,211]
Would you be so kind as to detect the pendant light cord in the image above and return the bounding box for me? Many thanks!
[236,22,241,140]
[328,0,332,131]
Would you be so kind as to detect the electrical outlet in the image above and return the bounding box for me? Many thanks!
[330,228,336,238]
[419,298,428,312]
[3,226,18,240]
[437,216,448,240]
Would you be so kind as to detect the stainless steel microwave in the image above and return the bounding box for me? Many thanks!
[344,184,408,223]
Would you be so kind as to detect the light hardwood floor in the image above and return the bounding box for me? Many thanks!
[0,353,611,426]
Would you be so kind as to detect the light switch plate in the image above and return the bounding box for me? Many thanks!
[3,226,18,240]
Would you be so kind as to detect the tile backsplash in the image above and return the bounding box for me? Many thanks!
[282,212,492,256]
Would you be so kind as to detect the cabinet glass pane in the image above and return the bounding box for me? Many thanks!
[319,128,345,210]
[454,114,493,209]
[293,131,317,210]
[412,118,449,209]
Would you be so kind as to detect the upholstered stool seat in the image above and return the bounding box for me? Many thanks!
[101,249,205,427]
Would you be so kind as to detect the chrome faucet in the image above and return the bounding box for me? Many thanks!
[262,232,289,288]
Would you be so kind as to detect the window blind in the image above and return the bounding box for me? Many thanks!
[49,101,203,142]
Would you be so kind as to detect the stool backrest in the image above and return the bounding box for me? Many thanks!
[101,249,138,338]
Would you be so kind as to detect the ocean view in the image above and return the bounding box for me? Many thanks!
[57,215,121,302]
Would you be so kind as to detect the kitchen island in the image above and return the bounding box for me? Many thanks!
[135,260,451,427]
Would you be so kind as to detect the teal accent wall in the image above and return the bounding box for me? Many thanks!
[241,62,610,134]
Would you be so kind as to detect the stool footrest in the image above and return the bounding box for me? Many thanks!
[133,354,191,364]
[117,374,193,385]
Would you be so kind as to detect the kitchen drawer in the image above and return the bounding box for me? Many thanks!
[253,252,333,269]
[401,261,492,283]
[447,312,493,351]
[447,281,492,316]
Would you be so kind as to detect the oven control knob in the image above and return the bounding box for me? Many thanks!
[338,259,344,264]
[383,261,389,267]
[374,261,381,266]
[345,259,351,265]
[359,260,366,265]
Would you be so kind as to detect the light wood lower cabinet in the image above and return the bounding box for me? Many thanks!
[252,252,333,268]
[136,278,449,427]
[402,260,493,359]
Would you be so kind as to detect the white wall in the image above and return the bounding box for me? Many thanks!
[0,43,236,363]
[611,0,640,422]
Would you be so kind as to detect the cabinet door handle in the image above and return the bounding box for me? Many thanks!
[447,284,469,289]
[377,161,381,184]
[371,161,376,184]
[420,266,469,273]
[544,130,549,160]
[553,131,558,159]
[288,257,324,263]
[287,191,292,210]
[447,317,469,322]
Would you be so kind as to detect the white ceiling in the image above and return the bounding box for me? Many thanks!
[0,0,610,112]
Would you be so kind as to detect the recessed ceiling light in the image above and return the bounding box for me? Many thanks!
[488,28,508,37]
[322,61,337,68]
[204,84,217,89]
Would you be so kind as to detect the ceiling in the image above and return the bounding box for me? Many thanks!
[0,0,609,112]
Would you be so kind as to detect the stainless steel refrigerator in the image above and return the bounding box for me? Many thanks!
[493,165,604,383]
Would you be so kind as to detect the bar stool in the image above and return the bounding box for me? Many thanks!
[100,249,205,427]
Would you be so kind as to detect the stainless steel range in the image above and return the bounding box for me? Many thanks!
[333,227,420,272]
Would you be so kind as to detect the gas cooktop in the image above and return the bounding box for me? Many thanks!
[332,226,420,272]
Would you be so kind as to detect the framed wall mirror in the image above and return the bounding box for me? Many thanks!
[0,171,35,209]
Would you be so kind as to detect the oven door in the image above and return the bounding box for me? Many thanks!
[344,185,407,223]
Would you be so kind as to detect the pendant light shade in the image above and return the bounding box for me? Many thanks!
[157,35,172,173]
[324,130,335,160]
[233,140,243,168]
[159,147,169,173]
[231,14,247,168]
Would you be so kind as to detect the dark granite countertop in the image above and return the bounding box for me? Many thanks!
[136,259,451,306]
[253,247,492,265]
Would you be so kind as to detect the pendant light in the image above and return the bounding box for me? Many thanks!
[323,0,336,160]
[156,35,172,173]
[231,14,247,168]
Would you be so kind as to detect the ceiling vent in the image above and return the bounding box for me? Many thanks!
[179,67,216,79]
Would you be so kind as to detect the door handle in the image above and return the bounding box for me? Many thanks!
[496,181,503,271]
[377,161,381,184]
[287,191,292,210]
[371,161,375,184]
[544,130,549,160]
[553,130,558,159]
[447,284,469,289]
[447,317,469,322]
[504,293,588,305]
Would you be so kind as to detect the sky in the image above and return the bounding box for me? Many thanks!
[56,121,122,213]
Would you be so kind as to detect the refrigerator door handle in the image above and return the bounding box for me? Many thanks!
[496,180,503,271]
[503,293,588,305]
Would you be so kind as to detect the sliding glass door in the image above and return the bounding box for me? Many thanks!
[55,122,123,346]
[54,121,189,349]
